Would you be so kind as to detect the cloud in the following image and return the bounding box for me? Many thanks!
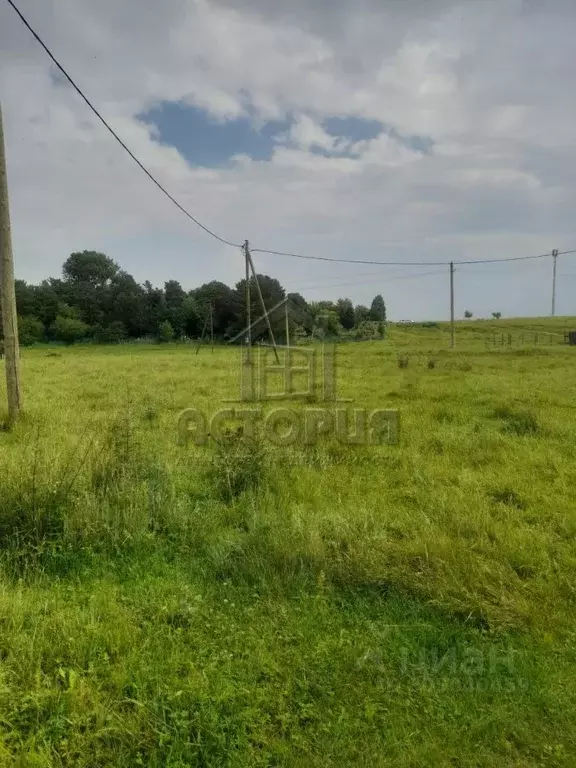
[0,0,575,320]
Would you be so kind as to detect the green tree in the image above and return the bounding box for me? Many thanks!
[94,321,127,344]
[354,305,370,326]
[156,320,174,343]
[18,316,44,346]
[51,316,89,345]
[63,251,119,286]
[31,282,60,328]
[164,280,187,338]
[313,310,341,339]
[464,310,473,319]
[15,280,36,316]
[143,282,167,336]
[193,281,239,339]
[182,296,202,338]
[336,298,355,330]
[106,271,147,338]
[61,251,119,328]
[287,293,313,336]
[369,295,386,322]
[492,312,502,319]
[231,275,285,342]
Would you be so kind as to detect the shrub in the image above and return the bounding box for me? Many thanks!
[207,428,269,502]
[494,405,540,436]
[156,320,174,343]
[94,321,127,344]
[18,316,44,346]
[51,315,89,345]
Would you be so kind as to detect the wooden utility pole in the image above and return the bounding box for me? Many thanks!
[244,240,251,364]
[284,301,290,348]
[209,302,214,353]
[245,241,280,363]
[449,261,455,349]
[0,102,22,425]
[551,249,558,316]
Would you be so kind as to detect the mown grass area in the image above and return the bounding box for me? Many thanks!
[1,318,576,766]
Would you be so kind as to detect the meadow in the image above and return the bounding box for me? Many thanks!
[0,317,575,766]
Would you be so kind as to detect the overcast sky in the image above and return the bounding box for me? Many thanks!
[1,0,575,320]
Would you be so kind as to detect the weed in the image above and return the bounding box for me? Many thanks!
[207,427,270,502]
[491,487,528,510]
[494,405,541,436]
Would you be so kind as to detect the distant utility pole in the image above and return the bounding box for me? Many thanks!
[209,302,214,352]
[244,240,280,363]
[284,301,290,348]
[244,240,251,364]
[551,249,559,316]
[449,261,455,349]
[0,102,22,425]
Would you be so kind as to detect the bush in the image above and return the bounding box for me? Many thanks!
[207,428,269,502]
[494,405,540,436]
[18,315,44,346]
[51,315,90,345]
[94,321,127,344]
[156,320,174,343]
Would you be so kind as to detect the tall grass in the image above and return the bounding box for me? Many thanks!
[0,323,575,765]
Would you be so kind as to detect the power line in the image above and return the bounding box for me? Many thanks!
[251,246,576,268]
[251,247,448,267]
[5,0,241,249]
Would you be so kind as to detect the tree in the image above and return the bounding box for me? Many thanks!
[336,298,355,330]
[143,281,167,336]
[106,271,147,338]
[287,293,313,335]
[369,295,386,322]
[313,310,341,339]
[61,251,119,328]
[51,315,89,344]
[63,251,118,286]
[492,312,502,319]
[164,280,187,338]
[182,296,202,338]
[31,282,60,328]
[156,320,174,343]
[15,280,35,317]
[464,310,473,319]
[354,305,370,326]
[231,274,285,342]
[18,316,44,346]
[193,281,239,339]
[94,321,127,344]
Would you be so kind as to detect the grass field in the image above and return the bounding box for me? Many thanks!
[1,317,576,766]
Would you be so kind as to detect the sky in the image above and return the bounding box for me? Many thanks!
[1,0,575,320]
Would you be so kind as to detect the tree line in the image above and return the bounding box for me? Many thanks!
[4,251,387,345]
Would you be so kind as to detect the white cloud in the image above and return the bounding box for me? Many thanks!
[0,0,575,319]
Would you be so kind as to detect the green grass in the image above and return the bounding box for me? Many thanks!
[1,318,576,766]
